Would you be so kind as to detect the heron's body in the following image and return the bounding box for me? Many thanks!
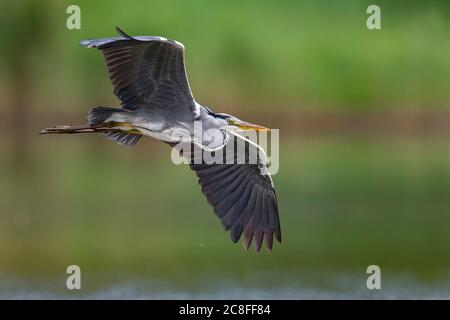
[102,108,187,142]
[41,28,281,251]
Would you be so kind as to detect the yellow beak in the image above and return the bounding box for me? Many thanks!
[235,121,271,132]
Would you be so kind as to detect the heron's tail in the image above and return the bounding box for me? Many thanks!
[87,106,124,126]
[40,107,142,147]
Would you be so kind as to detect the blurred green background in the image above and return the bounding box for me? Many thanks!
[0,0,450,297]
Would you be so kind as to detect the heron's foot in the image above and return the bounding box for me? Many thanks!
[40,125,67,134]
[39,124,97,135]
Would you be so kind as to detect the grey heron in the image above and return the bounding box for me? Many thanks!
[41,27,281,252]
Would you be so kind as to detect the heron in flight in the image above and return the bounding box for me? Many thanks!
[41,28,281,251]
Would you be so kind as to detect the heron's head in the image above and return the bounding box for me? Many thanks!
[214,113,270,132]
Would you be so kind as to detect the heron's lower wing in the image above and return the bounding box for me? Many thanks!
[182,133,281,251]
[101,131,141,147]
[80,27,199,121]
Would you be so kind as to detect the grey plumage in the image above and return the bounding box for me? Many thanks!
[80,27,198,122]
[179,134,281,251]
[40,27,281,252]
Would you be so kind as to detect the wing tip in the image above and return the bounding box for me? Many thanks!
[116,26,133,39]
[254,230,264,252]
[230,226,242,243]
[79,27,133,48]
[275,229,282,243]
[243,229,253,250]
[79,39,95,48]
[240,228,281,252]
[80,27,185,50]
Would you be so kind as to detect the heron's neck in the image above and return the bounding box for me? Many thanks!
[197,106,220,129]
[196,106,227,148]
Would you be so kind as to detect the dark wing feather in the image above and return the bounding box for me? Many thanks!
[186,133,281,252]
[80,27,198,120]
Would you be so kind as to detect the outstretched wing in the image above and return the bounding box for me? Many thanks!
[181,132,281,252]
[80,27,199,120]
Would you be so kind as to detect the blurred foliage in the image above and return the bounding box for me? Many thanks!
[0,0,449,292]
[0,0,450,113]
[1,137,450,280]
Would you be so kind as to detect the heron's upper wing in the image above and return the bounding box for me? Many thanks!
[183,132,281,252]
[80,27,198,119]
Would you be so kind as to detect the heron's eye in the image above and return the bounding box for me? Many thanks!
[227,119,233,125]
